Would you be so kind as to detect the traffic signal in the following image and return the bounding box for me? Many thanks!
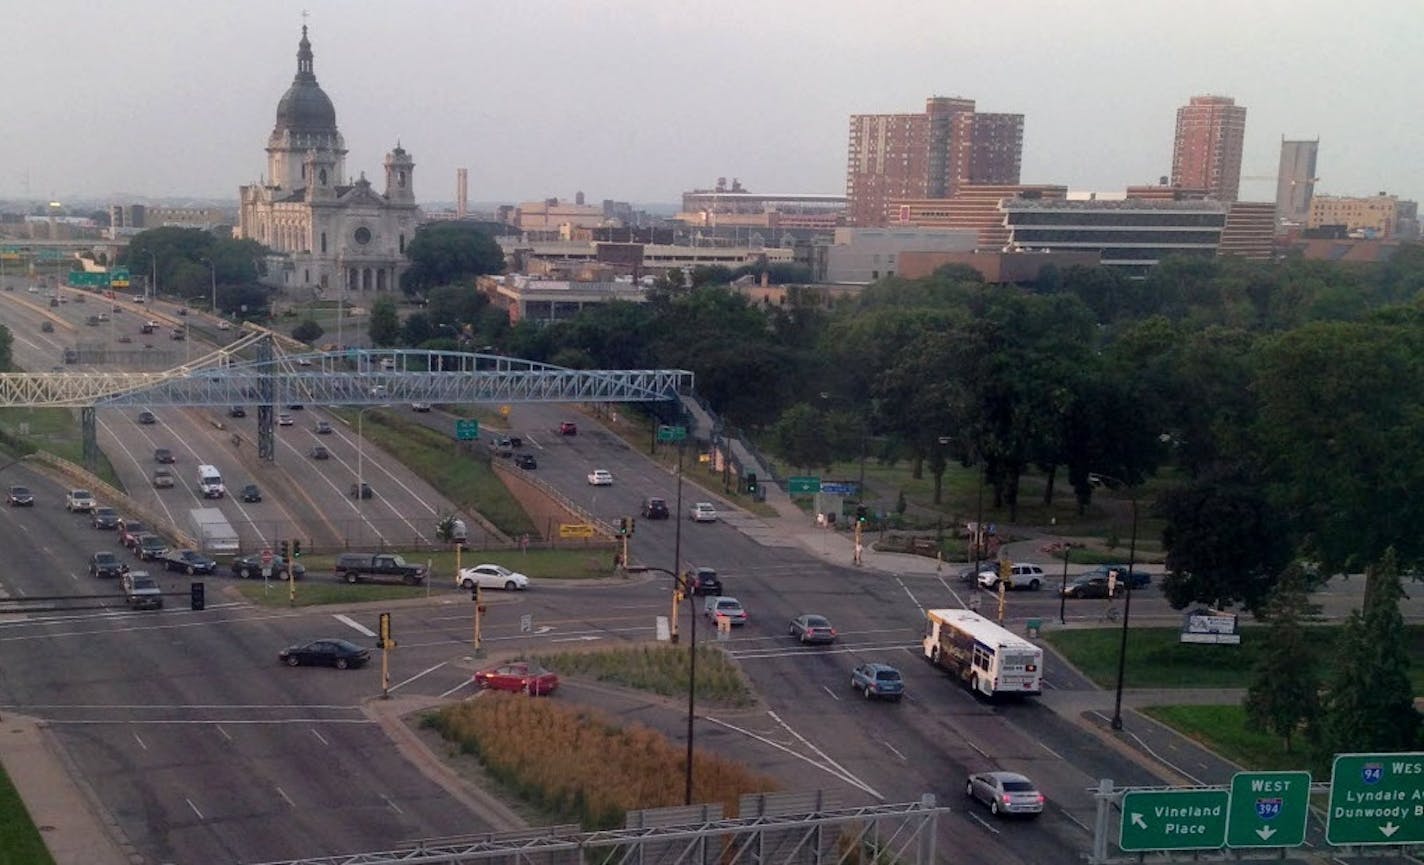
[279,539,291,560]
[292,539,302,558]
[746,473,758,494]
[626,517,635,537]
[190,581,205,611]
[855,504,868,523]
[617,517,629,536]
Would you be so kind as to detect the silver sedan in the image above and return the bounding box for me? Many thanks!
[966,771,1044,817]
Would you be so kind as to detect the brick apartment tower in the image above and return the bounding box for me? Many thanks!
[1170,95,1247,201]
[847,97,1023,226]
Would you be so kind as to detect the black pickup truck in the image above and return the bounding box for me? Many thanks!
[334,553,427,585]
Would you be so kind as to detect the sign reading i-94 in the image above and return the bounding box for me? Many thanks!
[1226,771,1311,848]
[1328,752,1424,845]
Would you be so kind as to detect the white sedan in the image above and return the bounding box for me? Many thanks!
[689,502,718,522]
[587,469,614,486]
[457,564,529,591]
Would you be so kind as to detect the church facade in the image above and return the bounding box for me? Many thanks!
[237,27,419,297]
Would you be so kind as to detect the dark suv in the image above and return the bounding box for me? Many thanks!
[89,551,129,579]
[689,567,722,596]
[641,497,670,520]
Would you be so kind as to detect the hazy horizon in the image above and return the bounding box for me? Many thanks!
[4,1,1419,207]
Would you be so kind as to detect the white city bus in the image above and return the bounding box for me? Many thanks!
[922,608,1043,697]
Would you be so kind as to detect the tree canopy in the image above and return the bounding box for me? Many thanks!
[401,222,505,293]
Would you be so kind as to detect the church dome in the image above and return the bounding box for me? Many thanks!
[274,26,336,132]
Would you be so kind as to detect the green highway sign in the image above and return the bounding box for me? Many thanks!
[454,419,479,441]
[1328,752,1424,845]
[787,476,821,495]
[656,425,687,443]
[1120,789,1228,852]
[1226,771,1311,848]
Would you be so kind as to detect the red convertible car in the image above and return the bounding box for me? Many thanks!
[473,661,559,696]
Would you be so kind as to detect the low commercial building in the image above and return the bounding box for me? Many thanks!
[1308,193,1419,240]
[477,273,647,326]
[812,227,977,283]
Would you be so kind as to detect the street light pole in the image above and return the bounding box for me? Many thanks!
[201,258,216,315]
[624,560,696,806]
[146,250,157,303]
[1109,485,1139,731]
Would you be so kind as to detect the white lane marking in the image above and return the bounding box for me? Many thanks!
[334,613,376,636]
[13,703,361,711]
[187,798,205,820]
[42,718,374,726]
[133,731,148,750]
[767,711,883,800]
[895,576,924,613]
[821,685,840,701]
[705,715,873,794]
[551,635,603,643]
[1061,810,1092,834]
[968,811,1000,834]
[439,679,475,699]
[1039,741,1063,760]
[388,661,447,694]
[883,741,906,761]
[727,641,919,660]
[310,728,330,745]
[1087,710,1204,785]
[215,725,232,742]
[382,793,405,815]
[935,575,970,608]
[277,786,295,808]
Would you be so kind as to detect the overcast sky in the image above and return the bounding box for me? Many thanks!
[3,1,1418,207]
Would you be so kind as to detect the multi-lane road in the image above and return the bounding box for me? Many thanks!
[0,279,1197,864]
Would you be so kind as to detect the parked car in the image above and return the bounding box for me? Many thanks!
[89,551,129,579]
[788,614,838,644]
[239,483,262,503]
[135,534,170,561]
[308,444,330,460]
[153,447,175,464]
[704,596,748,625]
[689,567,722,596]
[279,639,369,669]
[587,469,614,486]
[977,563,1046,591]
[231,553,304,580]
[217,320,231,331]
[558,421,578,435]
[91,506,119,529]
[965,771,1044,818]
[641,497,670,519]
[473,661,559,695]
[457,563,529,591]
[228,406,246,418]
[7,485,34,506]
[65,489,96,512]
[850,663,905,701]
[118,519,149,549]
[514,453,538,470]
[314,420,333,435]
[162,549,217,575]
[122,570,163,610]
[411,402,432,413]
[1061,574,1113,599]
[689,502,719,522]
[152,469,174,489]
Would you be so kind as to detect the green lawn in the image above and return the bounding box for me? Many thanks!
[534,645,755,708]
[0,761,55,865]
[331,409,537,537]
[1046,625,1424,692]
[0,406,123,490]
[1140,705,1312,772]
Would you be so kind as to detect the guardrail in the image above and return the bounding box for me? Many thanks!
[24,451,201,550]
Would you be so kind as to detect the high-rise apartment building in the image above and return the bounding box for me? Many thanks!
[1276,139,1318,229]
[847,96,1023,226]
[1170,95,1247,201]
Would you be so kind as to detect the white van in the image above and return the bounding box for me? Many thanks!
[197,464,225,499]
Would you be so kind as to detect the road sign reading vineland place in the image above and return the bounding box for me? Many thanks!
[1119,789,1228,852]
[1328,752,1424,845]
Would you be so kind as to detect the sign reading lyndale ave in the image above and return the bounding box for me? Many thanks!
[1328,753,1424,845]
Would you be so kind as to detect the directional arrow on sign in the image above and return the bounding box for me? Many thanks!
[1131,814,1147,829]
[1256,827,1275,841]
[1381,823,1399,838]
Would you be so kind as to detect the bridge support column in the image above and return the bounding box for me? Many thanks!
[81,406,97,473]
[257,335,275,462]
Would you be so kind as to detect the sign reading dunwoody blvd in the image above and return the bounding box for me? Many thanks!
[1226,771,1311,848]
[1328,752,1424,845]
[1119,789,1228,852]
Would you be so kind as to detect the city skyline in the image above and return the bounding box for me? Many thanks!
[2,0,1418,206]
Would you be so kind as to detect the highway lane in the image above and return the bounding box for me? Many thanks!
[0,469,498,863]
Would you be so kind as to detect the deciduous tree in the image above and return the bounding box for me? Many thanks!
[1245,565,1321,752]
[368,295,401,347]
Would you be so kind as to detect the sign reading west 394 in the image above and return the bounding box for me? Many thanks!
[1328,753,1424,845]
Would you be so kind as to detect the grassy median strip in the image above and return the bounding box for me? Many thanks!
[0,761,56,865]
[534,645,755,708]
[335,409,537,537]
[0,406,124,491]
[424,693,777,829]
[1139,705,1306,771]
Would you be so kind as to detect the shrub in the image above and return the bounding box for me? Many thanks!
[534,644,755,708]
[429,694,778,828]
